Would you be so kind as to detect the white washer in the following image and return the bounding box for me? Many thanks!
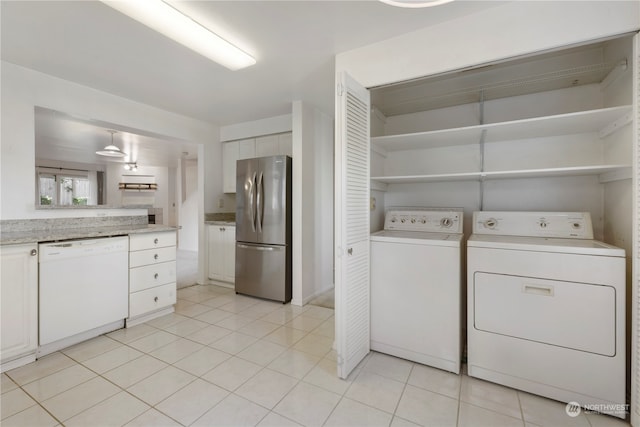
[371,208,463,374]
[467,211,626,418]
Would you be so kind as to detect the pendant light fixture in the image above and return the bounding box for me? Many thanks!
[96,130,127,157]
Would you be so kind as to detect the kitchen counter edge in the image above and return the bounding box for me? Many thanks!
[1,225,177,246]
[205,221,236,226]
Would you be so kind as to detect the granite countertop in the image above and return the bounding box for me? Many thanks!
[205,220,236,226]
[205,212,235,226]
[1,224,177,245]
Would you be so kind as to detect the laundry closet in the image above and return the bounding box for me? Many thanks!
[368,35,633,254]
[333,20,639,419]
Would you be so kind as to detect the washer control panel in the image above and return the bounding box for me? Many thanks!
[384,209,463,233]
[472,211,594,239]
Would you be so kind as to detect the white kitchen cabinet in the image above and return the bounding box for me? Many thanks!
[1,243,38,372]
[238,138,256,159]
[223,138,256,193]
[255,133,293,157]
[256,135,279,157]
[278,132,293,157]
[127,231,177,327]
[208,224,236,284]
[223,133,292,193]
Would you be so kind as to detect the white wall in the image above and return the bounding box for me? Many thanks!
[1,61,219,221]
[220,114,292,142]
[292,101,334,305]
[105,164,169,216]
[178,159,199,251]
[336,1,639,89]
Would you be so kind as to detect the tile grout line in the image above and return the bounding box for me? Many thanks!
[1,374,64,427]
[456,365,463,427]
[4,285,338,427]
[391,362,414,425]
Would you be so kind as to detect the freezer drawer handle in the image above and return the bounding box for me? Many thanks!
[522,284,554,296]
[238,244,276,252]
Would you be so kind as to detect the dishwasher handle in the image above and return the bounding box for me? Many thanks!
[39,236,129,261]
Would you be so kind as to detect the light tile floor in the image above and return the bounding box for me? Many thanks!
[0,284,631,427]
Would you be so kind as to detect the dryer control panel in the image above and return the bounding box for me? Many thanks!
[472,211,594,239]
[384,209,463,233]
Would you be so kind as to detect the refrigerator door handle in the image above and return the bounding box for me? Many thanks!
[250,172,257,232]
[256,172,264,233]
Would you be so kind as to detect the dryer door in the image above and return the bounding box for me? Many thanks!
[474,272,616,356]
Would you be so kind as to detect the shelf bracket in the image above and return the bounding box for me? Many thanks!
[370,179,388,192]
[599,168,632,183]
[600,59,628,89]
[599,112,632,138]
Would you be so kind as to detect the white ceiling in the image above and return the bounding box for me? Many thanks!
[2,0,505,167]
[34,107,198,169]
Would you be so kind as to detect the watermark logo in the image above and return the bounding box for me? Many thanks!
[565,401,628,418]
[565,402,582,417]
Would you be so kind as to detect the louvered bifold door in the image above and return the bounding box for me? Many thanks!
[632,32,640,427]
[334,72,371,379]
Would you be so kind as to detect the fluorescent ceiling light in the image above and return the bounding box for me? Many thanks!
[380,0,454,7]
[101,0,256,70]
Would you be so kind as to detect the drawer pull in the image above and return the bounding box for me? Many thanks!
[523,284,554,296]
[154,273,159,279]
[154,254,159,260]
[154,238,159,244]
[154,296,158,302]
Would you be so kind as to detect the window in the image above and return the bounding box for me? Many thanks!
[37,168,95,206]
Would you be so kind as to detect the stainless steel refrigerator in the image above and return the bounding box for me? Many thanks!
[235,155,292,303]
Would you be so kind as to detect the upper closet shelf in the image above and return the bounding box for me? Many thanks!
[371,164,631,185]
[371,105,632,152]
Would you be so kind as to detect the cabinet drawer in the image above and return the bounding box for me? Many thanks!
[129,283,176,318]
[130,232,176,251]
[130,246,176,268]
[130,261,176,292]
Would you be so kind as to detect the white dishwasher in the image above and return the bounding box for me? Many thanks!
[39,236,129,354]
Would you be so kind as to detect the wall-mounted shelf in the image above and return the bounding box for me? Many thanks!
[119,183,158,191]
[371,105,632,152]
[371,164,631,185]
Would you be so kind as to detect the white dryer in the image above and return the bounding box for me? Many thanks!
[371,208,463,374]
[467,211,626,418]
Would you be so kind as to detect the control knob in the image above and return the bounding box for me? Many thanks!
[484,218,497,229]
